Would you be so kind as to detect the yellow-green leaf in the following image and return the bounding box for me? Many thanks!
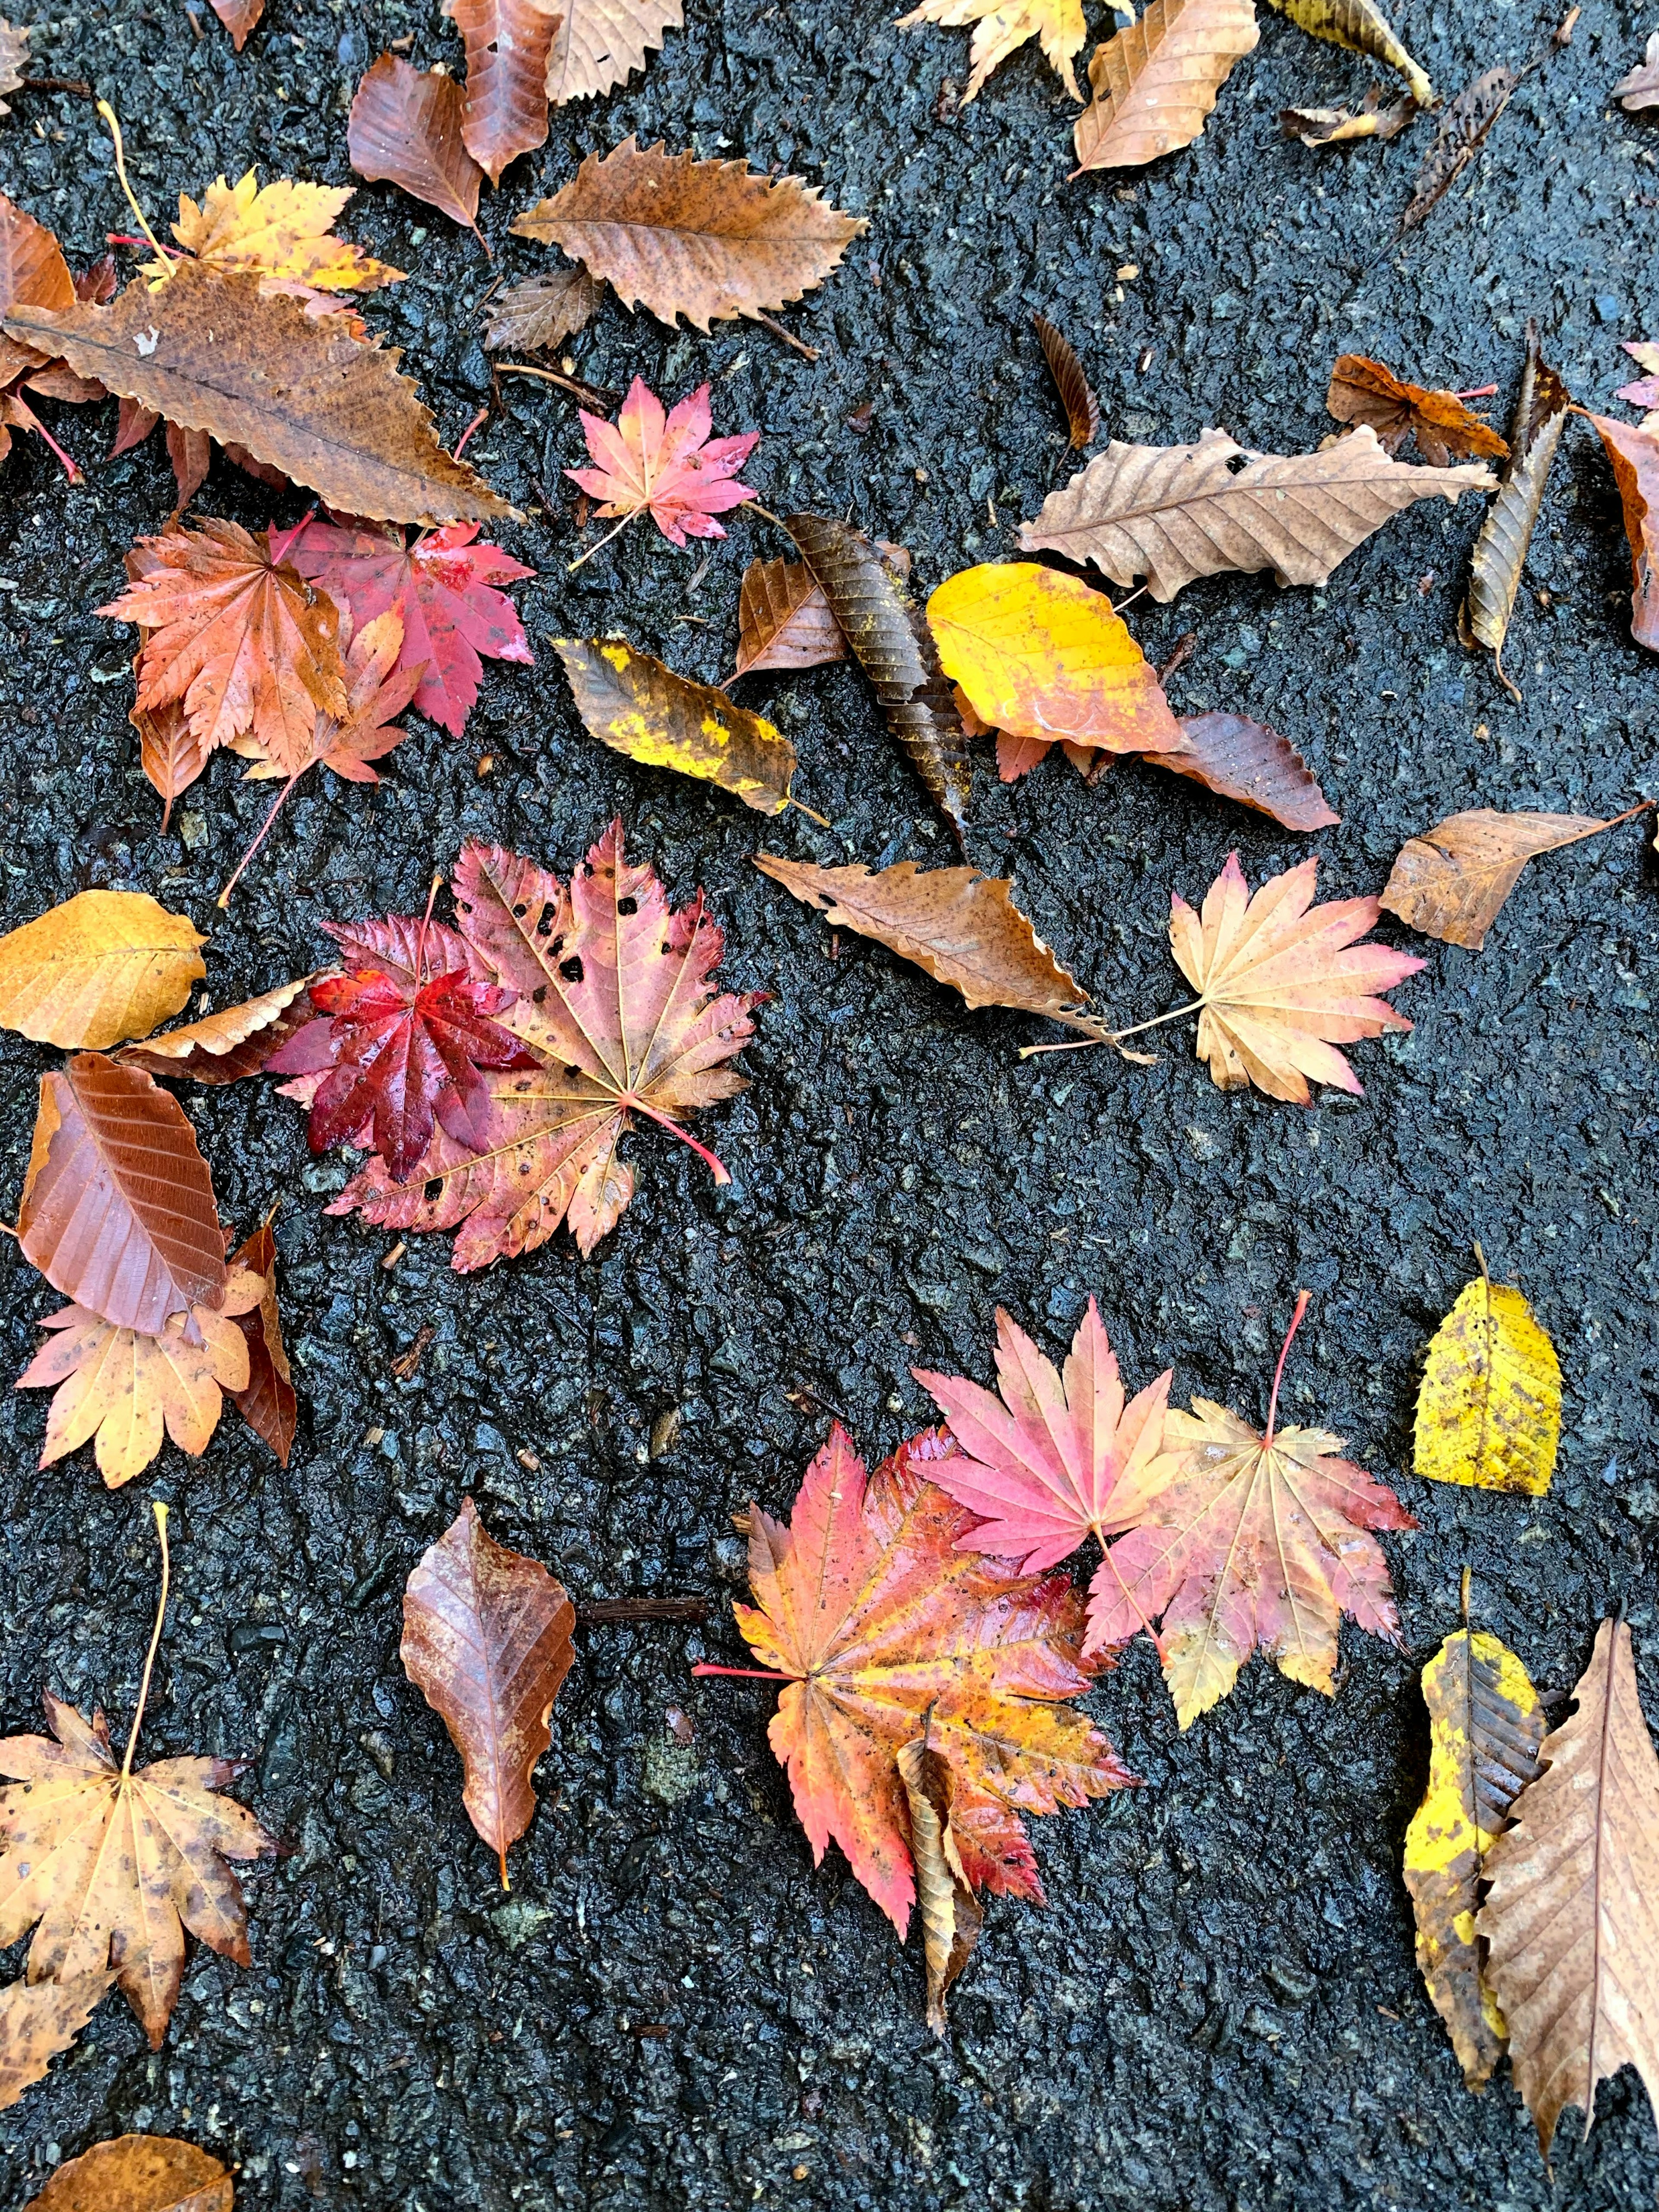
[1414,1268,1560,1494]
[1264,0,1431,106]
[1404,1625,1544,2087]
[925,562,1184,754]
[0,891,207,1049]
[554,636,797,815]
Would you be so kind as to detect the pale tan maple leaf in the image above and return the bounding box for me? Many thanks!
[898,0,1086,102]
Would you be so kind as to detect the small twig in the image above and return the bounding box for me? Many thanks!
[1019,995,1203,1061]
[1262,1292,1311,1452]
[19,74,94,95]
[578,1598,709,1624]
[750,309,819,362]
[121,1503,171,1781]
[496,361,618,410]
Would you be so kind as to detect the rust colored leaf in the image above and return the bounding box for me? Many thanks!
[4,263,517,525]
[555,635,797,813]
[226,1220,296,1466]
[1072,0,1260,173]
[512,137,866,331]
[1585,411,1659,652]
[118,976,317,1084]
[350,54,486,238]
[207,0,264,48]
[483,266,601,352]
[732,557,846,678]
[754,852,1102,1035]
[1032,312,1098,448]
[897,0,1085,103]
[1155,711,1339,830]
[0,192,73,388]
[1612,32,1659,109]
[401,1499,575,1883]
[19,1055,227,1335]
[25,2135,232,2211]
[546,0,682,102]
[1459,323,1570,694]
[0,1972,112,2113]
[895,1732,983,2035]
[1281,87,1416,144]
[134,695,211,823]
[785,512,972,832]
[448,0,563,184]
[1326,353,1509,467]
[1380,807,1618,949]
[1402,68,1517,231]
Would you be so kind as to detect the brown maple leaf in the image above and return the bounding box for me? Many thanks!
[1326,353,1510,467]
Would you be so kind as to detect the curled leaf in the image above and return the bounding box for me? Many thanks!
[1380,807,1612,950]
[1281,88,1416,144]
[1611,32,1659,110]
[556,636,797,812]
[1459,324,1569,693]
[226,1219,296,1466]
[1032,313,1099,448]
[117,980,317,1084]
[1072,0,1260,173]
[1584,411,1659,653]
[1326,354,1508,467]
[1265,0,1430,105]
[896,1733,983,2034]
[1414,1266,1560,1495]
[0,891,206,1051]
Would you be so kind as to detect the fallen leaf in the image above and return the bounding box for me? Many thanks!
[0,19,26,114]
[1615,337,1659,417]
[1612,31,1659,109]
[546,0,683,102]
[20,1055,228,1335]
[785,512,972,832]
[1281,86,1416,143]
[17,1274,262,1488]
[230,603,421,793]
[1089,1294,1416,1722]
[1402,67,1517,230]
[512,137,866,331]
[722,1423,1133,1934]
[151,170,403,293]
[555,636,797,813]
[1585,411,1659,652]
[1326,354,1508,467]
[731,557,846,678]
[226,1219,296,1466]
[1380,806,1615,950]
[24,2135,232,2211]
[349,54,486,239]
[755,852,1101,1034]
[0,891,206,1051]
[895,1732,983,2035]
[483,266,601,352]
[207,0,263,49]
[286,516,533,738]
[1413,1262,1561,1494]
[402,1499,576,1883]
[1480,1621,1659,2154]
[1264,0,1430,105]
[1020,425,1495,602]
[926,561,1185,754]
[1459,323,1570,695]
[0,192,73,388]
[325,825,761,1265]
[116,977,315,1083]
[4,263,518,525]
[134,694,213,824]
[897,0,1085,103]
[1071,0,1260,173]
[0,1973,112,2113]
[1155,711,1340,829]
[1032,312,1098,448]
[1404,1622,1544,2089]
[447,0,562,183]
[565,375,758,552]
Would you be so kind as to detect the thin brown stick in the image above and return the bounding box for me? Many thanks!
[496,361,618,410]
[750,309,819,362]
[578,1598,709,1624]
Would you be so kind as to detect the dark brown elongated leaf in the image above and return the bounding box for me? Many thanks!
[1264,0,1430,105]
[226,1218,296,1465]
[401,1500,576,1883]
[348,54,487,242]
[116,976,318,1084]
[1032,314,1099,449]
[1380,808,1616,949]
[1280,89,1416,144]
[448,0,562,185]
[25,2135,233,2211]
[784,513,972,832]
[896,1733,983,2036]
[0,1971,112,2113]
[1071,0,1260,173]
[732,557,846,678]
[3,264,518,527]
[1326,353,1509,467]
[1154,712,1340,829]
[1612,32,1659,109]
[754,852,1101,1034]
[0,192,73,387]
[19,1054,227,1335]
[1459,323,1569,695]
[1402,68,1517,231]
[1585,411,1659,653]
[483,266,601,352]
[554,636,797,812]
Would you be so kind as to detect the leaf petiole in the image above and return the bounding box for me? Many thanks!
[1262,1291,1311,1455]
[690,1663,790,1681]
[121,1501,171,1782]
[567,507,638,574]
[95,102,172,277]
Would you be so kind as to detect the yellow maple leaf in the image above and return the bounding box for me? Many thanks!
[147,169,403,293]
[898,0,1085,101]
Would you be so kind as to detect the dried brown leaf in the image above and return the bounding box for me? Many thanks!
[0,19,28,113]
[896,1734,983,2036]
[348,54,486,241]
[1380,807,1615,949]
[0,192,73,387]
[1071,0,1260,173]
[448,0,562,184]
[546,0,682,101]
[483,266,601,352]
[1585,411,1659,653]
[134,695,211,823]
[1612,31,1659,109]
[207,0,264,49]
[1459,324,1569,691]
[116,976,318,1084]
[24,2134,233,2211]
[1032,313,1099,448]
[0,1972,112,2113]
[1156,712,1340,829]
[1280,88,1416,144]
[226,1219,296,1465]
[1402,68,1517,230]
[1326,353,1509,467]
[1264,0,1430,105]
[733,557,847,678]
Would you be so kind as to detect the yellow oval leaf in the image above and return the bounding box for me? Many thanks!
[554,636,797,815]
[0,890,207,1049]
[924,561,1184,752]
[1414,1271,1561,1493]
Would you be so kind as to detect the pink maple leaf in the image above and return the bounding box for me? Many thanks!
[565,377,759,568]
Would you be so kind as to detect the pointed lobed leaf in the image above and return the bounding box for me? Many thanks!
[1072,0,1259,172]
[348,54,486,238]
[1325,353,1508,467]
[556,636,796,813]
[897,0,1085,102]
[566,375,758,545]
[1413,1273,1560,1494]
[162,170,403,292]
[1264,0,1430,104]
[0,1970,113,2114]
[1381,807,1607,950]
[0,890,206,1051]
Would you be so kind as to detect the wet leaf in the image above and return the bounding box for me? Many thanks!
[1032,312,1099,448]
[1380,806,1612,950]
[116,978,318,1085]
[149,170,402,293]
[448,0,562,183]
[0,1972,113,2113]
[0,19,26,112]
[513,137,866,331]
[1459,324,1570,693]
[134,694,212,823]
[207,0,263,49]
[349,54,486,239]
[1404,1624,1544,2088]
[1402,68,1517,231]
[1071,0,1260,173]
[546,0,683,102]
[1584,411,1659,652]
[785,512,973,832]
[1020,425,1495,602]
[1611,32,1659,110]
[0,192,73,388]
[897,0,1085,103]
[895,1733,983,2035]
[1326,354,1508,467]
[225,1219,296,1466]
[555,636,797,813]
[0,891,206,1051]
[1281,86,1415,143]
[755,852,1100,1034]
[483,266,601,352]
[1413,1265,1560,1495]
[1265,0,1430,105]
[732,557,846,678]
[24,2134,232,2210]
[1156,711,1340,829]
[1480,1621,1659,2154]
[402,1500,575,1883]
[565,375,757,549]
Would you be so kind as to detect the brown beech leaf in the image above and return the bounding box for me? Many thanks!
[226,1219,296,1465]
[24,2135,233,2211]
[785,512,972,832]
[401,1499,575,1884]
[0,1972,112,2112]
[116,976,318,1084]
[1585,412,1659,652]
[20,1055,227,1335]
[1281,87,1415,144]
[1156,712,1340,829]
[350,55,486,239]
[1032,313,1099,448]
[448,0,562,184]
[4,264,518,525]
[1479,1621,1659,2155]
[754,853,1103,1036]
[547,0,682,102]
[1460,323,1569,696]
[555,635,797,813]
[1020,425,1495,602]
[1380,807,1623,949]
[1613,32,1659,109]
[512,138,866,331]
[0,192,73,387]
[207,0,264,48]
[1402,68,1517,230]
[0,890,206,1052]
[1071,0,1260,173]
[134,695,211,824]
[483,266,601,352]
[732,557,846,678]
[1265,0,1430,105]
[0,19,25,113]
[1326,354,1509,467]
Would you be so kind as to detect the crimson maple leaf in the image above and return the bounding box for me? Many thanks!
[285,516,534,737]
[565,377,758,566]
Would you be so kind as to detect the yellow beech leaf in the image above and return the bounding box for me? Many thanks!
[924,563,1185,754]
[1414,1259,1561,1494]
[1403,1621,1544,2088]
[0,890,206,1050]
[554,635,798,815]
[149,169,404,293]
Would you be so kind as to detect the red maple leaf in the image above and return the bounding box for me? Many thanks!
[285,516,534,737]
[565,377,758,567]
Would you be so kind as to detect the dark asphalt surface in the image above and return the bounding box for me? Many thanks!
[0,0,1655,2206]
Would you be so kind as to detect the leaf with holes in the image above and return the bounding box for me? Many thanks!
[546,0,683,102]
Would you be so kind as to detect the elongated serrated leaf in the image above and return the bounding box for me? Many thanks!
[1032,313,1099,448]
[1157,711,1339,829]
[1414,1270,1560,1494]
[1402,68,1516,231]
[1381,808,1608,949]
[555,636,796,813]
[1071,0,1259,172]
[1459,324,1569,692]
[117,977,317,1084]
[1265,0,1430,105]
[546,0,683,102]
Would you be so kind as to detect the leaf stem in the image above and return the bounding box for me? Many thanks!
[1019,996,1205,1061]
[96,102,171,276]
[217,767,306,908]
[452,404,489,461]
[121,1501,171,1782]
[1262,1291,1311,1455]
[414,872,442,986]
[623,1093,731,1185]
[787,795,830,828]
[495,362,618,410]
[567,508,637,574]
[690,1663,790,1681]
